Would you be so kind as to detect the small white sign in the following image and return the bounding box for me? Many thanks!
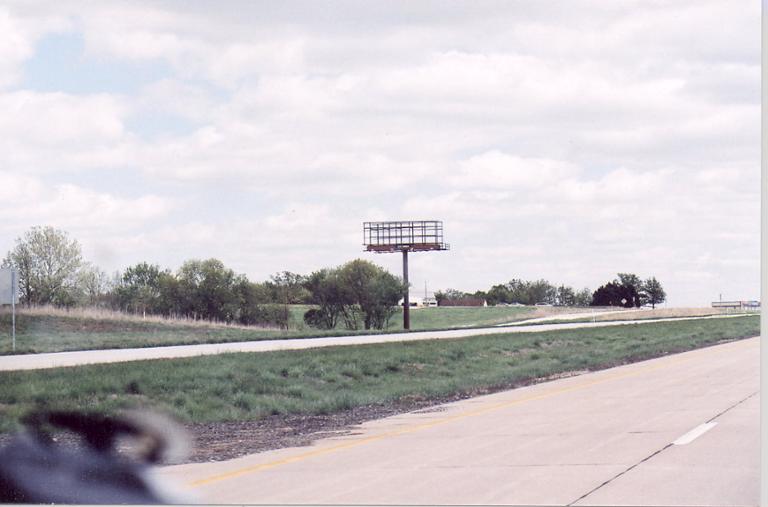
[0,268,18,305]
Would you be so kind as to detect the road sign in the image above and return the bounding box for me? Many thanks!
[0,268,18,351]
[0,269,18,305]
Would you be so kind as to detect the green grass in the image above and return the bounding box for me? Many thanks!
[0,312,296,355]
[386,305,533,329]
[0,315,758,433]
[0,305,536,355]
[290,304,534,330]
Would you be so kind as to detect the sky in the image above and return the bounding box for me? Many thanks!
[0,0,759,306]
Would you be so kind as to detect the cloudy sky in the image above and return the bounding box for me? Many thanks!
[0,0,759,306]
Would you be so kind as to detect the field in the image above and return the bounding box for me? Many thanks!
[0,305,539,355]
[0,315,758,439]
[0,305,752,356]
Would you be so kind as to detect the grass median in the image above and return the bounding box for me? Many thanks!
[0,315,758,433]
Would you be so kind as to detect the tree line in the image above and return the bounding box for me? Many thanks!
[1,226,404,330]
[436,272,665,308]
[2,226,667,332]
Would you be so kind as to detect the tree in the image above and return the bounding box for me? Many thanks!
[337,259,405,330]
[269,271,309,304]
[115,262,168,316]
[554,285,575,306]
[76,262,111,306]
[270,271,308,329]
[486,284,510,306]
[574,287,592,307]
[176,259,240,322]
[2,226,83,307]
[591,273,651,308]
[591,282,627,307]
[303,260,405,330]
[616,273,643,307]
[303,269,346,329]
[505,279,529,304]
[235,279,288,328]
[527,279,557,305]
[641,277,666,309]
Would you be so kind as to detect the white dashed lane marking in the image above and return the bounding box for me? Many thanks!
[673,422,718,446]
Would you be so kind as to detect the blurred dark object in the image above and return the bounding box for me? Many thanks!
[0,410,190,504]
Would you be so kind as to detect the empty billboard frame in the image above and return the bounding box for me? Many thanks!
[363,221,449,330]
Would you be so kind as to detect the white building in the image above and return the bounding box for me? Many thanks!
[398,294,439,308]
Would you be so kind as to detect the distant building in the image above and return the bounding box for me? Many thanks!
[399,295,439,308]
[711,300,760,310]
[439,297,488,307]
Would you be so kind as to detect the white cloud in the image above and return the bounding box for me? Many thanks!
[0,172,173,229]
[0,6,71,89]
[0,0,758,305]
[452,151,580,189]
[0,91,131,173]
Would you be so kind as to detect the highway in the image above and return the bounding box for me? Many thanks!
[159,336,759,506]
[0,314,748,371]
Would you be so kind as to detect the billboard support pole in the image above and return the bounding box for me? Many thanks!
[362,220,449,332]
[402,249,410,330]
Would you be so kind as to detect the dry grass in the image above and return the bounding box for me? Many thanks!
[0,305,272,330]
[525,306,597,318]
[589,307,738,321]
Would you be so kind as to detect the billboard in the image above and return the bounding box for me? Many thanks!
[363,220,450,253]
[0,268,18,305]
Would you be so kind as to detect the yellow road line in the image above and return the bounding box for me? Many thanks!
[189,336,758,488]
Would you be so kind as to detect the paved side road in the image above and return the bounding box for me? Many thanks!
[0,314,750,371]
[158,336,759,506]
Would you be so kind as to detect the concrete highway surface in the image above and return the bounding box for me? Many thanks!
[0,314,748,371]
[158,336,759,506]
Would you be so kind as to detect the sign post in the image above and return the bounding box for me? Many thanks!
[11,269,15,351]
[0,268,19,351]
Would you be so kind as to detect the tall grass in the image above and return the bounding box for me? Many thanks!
[1,304,273,330]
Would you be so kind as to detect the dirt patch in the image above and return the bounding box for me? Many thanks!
[182,372,591,463]
[0,373,591,465]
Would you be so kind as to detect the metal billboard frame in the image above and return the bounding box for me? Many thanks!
[363,221,449,330]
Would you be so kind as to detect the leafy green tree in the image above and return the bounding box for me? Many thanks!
[269,271,309,304]
[616,273,643,307]
[234,279,288,328]
[337,259,405,330]
[592,273,644,308]
[303,269,346,329]
[505,279,530,304]
[76,262,111,306]
[641,277,666,309]
[269,271,308,329]
[527,279,557,305]
[591,282,624,307]
[486,284,511,306]
[303,260,405,330]
[554,285,576,306]
[176,259,240,322]
[574,287,593,307]
[115,262,168,315]
[2,226,83,307]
